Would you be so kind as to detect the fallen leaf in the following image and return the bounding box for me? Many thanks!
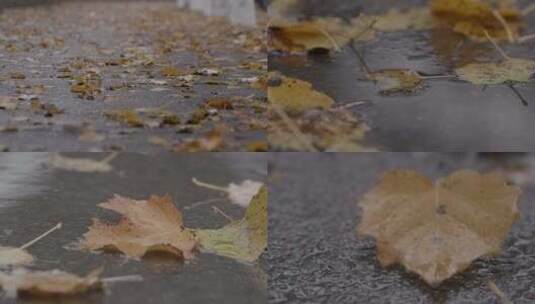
[49,153,116,173]
[269,107,373,152]
[104,110,144,127]
[365,8,434,32]
[367,69,424,94]
[192,178,265,208]
[80,195,197,260]
[0,268,102,298]
[431,0,523,42]
[268,74,334,112]
[269,17,375,52]
[195,186,267,263]
[357,170,520,285]
[456,58,535,84]
[0,248,33,267]
[0,96,18,111]
[161,66,182,77]
[173,128,224,152]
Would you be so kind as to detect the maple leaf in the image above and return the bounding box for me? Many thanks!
[268,73,334,112]
[455,58,535,85]
[0,268,102,298]
[195,186,267,263]
[80,195,198,260]
[357,170,520,285]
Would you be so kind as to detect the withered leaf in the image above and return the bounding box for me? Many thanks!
[80,195,197,260]
[357,170,520,285]
[104,109,144,127]
[0,268,102,298]
[195,186,267,263]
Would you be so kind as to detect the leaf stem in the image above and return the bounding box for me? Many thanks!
[491,9,514,43]
[484,30,510,60]
[518,33,535,43]
[212,206,234,222]
[19,222,62,250]
[101,275,143,284]
[192,178,229,193]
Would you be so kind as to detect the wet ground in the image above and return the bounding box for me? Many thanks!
[267,153,535,303]
[0,153,267,304]
[0,1,266,152]
[269,0,535,151]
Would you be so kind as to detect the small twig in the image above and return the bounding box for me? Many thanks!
[484,30,510,60]
[508,84,529,107]
[522,3,535,16]
[418,75,456,80]
[101,275,143,284]
[192,178,229,193]
[335,101,367,109]
[518,33,535,43]
[101,152,118,164]
[488,281,513,304]
[348,42,372,76]
[184,198,227,210]
[19,222,62,250]
[491,9,514,43]
[212,206,233,222]
[271,104,318,152]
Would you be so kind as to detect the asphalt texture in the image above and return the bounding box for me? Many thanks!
[269,0,535,151]
[267,153,535,304]
[0,153,267,304]
[0,1,266,152]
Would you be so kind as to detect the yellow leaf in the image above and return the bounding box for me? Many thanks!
[195,186,267,263]
[367,69,423,94]
[357,170,520,285]
[268,73,334,112]
[456,58,535,84]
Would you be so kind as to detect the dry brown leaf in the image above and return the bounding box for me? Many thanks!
[357,170,520,285]
[0,268,102,298]
[268,74,334,112]
[431,0,523,42]
[161,66,182,77]
[173,128,224,152]
[80,195,197,260]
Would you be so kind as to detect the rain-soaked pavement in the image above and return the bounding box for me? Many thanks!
[269,0,535,151]
[0,1,266,152]
[0,153,267,304]
[267,153,535,304]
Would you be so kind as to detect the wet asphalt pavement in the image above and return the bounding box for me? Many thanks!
[267,153,535,304]
[0,1,266,152]
[269,0,535,151]
[0,153,267,304]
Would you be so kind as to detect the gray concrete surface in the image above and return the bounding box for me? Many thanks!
[0,153,267,304]
[267,153,535,303]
